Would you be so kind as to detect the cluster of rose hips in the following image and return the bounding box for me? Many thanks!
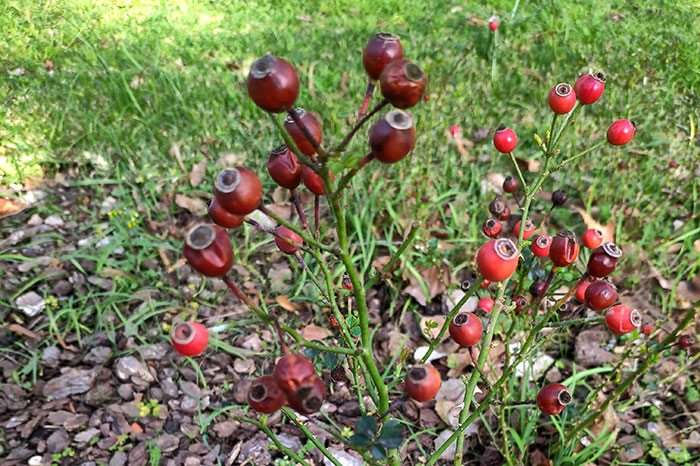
[171,33,428,418]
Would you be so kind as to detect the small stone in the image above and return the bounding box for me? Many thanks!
[3,413,28,428]
[239,434,272,465]
[27,214,43,226]
[109,451,127,466]
[277,433,303,451]
[41,346,61,368]
[184,458,201,466]
[7,448,34,461]
[114,356,152,382]
[84,346,112,365]
[323,448,364,466]
[18,261,38,273]
[140,343,169,360]
[46,428,70,453]
[181,381,201,399]
[88,276,114,291]
[101,197,118,212]
[154,433,179,452]
[163,419,180,434]
[180,396,198,414]
[44,215,64,227]
[160,378,179,398]
[15,292,46,317]
[74,428,100,445]
[213,420,238,438]
[43,369,96,399]
[28,456,44,466]
[52,280,73,297]
[117,384,134,401]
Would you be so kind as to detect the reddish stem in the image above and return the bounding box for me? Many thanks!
[222,274,254,308]
[536,266,557,308]
[358,80,376,119]
[290,189,309,230]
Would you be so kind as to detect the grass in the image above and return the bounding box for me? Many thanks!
[0,0,698,463]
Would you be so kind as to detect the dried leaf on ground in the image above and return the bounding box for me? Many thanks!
[169,142,186,172]
[189,159,207,187]
[0,198,23,217]
[300,324,332,341]
[175,194,206,214]
[403,264,450,306]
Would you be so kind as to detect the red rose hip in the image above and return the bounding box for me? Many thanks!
[531,235,552,257]
[170,322,209,357]
[477,238,519,282]
[369,110,417,163]
[605,305,641,335]
[183,224,233,277]
[268,145,303,190]
[493,125,518,153]
[274,226,303,255]
[379,59,426,109]
[449,312,483,347]
[548,83,576,114]
[587,242,622,278]
[274,353,318,395]
[513,295,528,312]
[284,109,323,156]
[584,280,617,311]
[287,374,326,414]
[582,228,604,249]
[483,218,502,237]
[363,33,404,80]
[536,383,572,415]
[477,297,494,313]
[679,335,696,348]
[489,21,499,31]
[549,230,579,267]
[514,220,534,240]
[503,176,519,194]
[302,166,334,195]
[405,365,441,402]
[215,167,263,215]
[248,376,288,413]
[247,54,299,113]
[607,119,636,146]
[576,72,606,105]
[575,281,591,303]
[208,198,245,229]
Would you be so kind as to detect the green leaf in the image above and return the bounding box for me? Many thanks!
[350,326,362,337]
[304,346,322,358]
[370,444,387,460]
[324,352,339,369]
[356,415,378,438]
[350,434,371,447]
[377,420,403,449]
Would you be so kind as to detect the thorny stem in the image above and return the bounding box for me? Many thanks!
[546,113,559,150]
[330,99,389,154]
[288,108,327,159]
[290,189,309,230]
[243,416,312,466]
[454,375,475,465]
[358,80,376,119]
[420,277,485,364]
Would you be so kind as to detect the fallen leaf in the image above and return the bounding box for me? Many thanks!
[189,159,207,187]
[296,14,312,21]
[576,208,615,244]
[217,153,247,167]
[308,61,317,98]
[514,155,541,172]
[300,324,332,341]
[403,264,450,306]
[339,72,348,91]
[275,295,300,312]
[175,194,206,214]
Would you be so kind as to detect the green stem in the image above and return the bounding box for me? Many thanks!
[508,152,528,193]
[333,153,374,197]
[245,416,312,466]
[330,100,389,154]
[365,221,422,290]
[420,277,484,364]
[550,103,582,152]
[270,114,316,168]
[546,113,560,149]
[258,205,337,254]
[556,140,606,169]
[543,316,605,328]
[283,408,344,466]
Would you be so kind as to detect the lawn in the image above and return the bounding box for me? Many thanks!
[1,0,699,464]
